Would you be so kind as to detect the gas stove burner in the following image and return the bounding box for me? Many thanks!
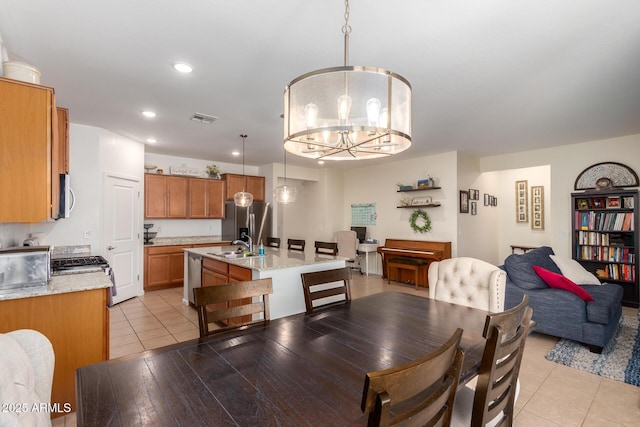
[52,255,110,274]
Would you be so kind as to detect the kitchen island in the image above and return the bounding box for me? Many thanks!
[183,246,345,319]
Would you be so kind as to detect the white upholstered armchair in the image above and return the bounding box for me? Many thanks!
[0,329,55,427]
[428,257,506,313]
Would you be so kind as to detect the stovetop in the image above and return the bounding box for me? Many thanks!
[52,255,110,275]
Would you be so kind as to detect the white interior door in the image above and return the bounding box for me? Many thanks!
[104,173,141,304]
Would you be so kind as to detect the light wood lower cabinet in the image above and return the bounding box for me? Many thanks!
[201,257,252,324]
[144,243,227,291]
[0,288,109,417]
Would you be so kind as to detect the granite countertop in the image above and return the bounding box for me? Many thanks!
[184,246,346,272]
[145,235,229,247]
[0,271,112,301]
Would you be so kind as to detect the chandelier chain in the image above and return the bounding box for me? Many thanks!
[342,0,351,35]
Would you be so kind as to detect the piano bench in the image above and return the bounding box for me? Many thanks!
[387,257,429,289]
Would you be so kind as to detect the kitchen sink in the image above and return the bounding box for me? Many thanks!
[208,251,261,259]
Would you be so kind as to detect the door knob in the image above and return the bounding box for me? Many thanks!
[107,246,116,250]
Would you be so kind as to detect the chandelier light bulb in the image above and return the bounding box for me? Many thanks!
[366,98,381,126]
[337,95,352,124]
[304,103,318,129]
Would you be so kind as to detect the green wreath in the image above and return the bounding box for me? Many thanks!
[409,209,432,233]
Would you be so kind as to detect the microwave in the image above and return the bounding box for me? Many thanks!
[58,174,75,219]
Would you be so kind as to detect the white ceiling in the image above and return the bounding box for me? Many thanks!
[2,0,639,170]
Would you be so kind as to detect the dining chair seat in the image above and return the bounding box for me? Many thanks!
[300,266,352,313]
[193,278,273,337]
[451,295,533,427]
[361,328,464,426]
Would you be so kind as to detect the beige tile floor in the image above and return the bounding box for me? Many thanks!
[54,274,640,426]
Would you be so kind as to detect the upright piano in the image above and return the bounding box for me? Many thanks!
[377,239,452,287]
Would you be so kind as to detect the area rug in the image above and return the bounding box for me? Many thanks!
[544,315,640,387]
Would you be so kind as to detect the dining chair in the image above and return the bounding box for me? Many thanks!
[192,278,273,337]
[287,238,306,252]
[428,257,506,313]
[314,240,338,255]
[300,266,352,313]
[361,328,464,427]
[336,230,361,272]
[451,295,533,427]
[266,237,281,248]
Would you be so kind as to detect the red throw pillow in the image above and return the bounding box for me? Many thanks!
[533,266,595,302]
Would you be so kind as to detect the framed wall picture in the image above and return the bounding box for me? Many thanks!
[471,201,477,215]
[459,190,469,213]
[531,185,544,230]
[469,189,479,200]
[515,180,528,223]
[484,193,490,206]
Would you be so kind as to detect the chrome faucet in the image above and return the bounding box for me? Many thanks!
[232,232,253,253]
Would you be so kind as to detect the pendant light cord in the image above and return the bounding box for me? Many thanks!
[240,134,247,192]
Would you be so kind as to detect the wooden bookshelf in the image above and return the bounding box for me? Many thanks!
[571,189,639,307]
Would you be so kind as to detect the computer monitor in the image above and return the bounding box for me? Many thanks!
[350,226,366,243]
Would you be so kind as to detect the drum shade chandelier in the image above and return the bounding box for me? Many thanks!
[233,134,253,207]
[273,149,297,204]
[283,0,412,161]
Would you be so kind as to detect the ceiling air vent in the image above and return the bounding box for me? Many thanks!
[190,113,218,124]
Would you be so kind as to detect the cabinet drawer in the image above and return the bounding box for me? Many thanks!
[203,257,229,274]
[229,265,252,281]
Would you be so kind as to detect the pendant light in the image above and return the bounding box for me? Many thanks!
[283,0,412,161]
[233,134,253,207]
[274,148,297,204]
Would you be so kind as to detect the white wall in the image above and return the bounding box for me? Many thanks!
[481,134,640,260]
[343,152,460,257]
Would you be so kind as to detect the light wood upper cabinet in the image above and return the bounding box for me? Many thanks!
[167,176,188,218]
[145,174,225,219]
[56,107,70,174]
[189,178,225,219]
[145,174,168,218]
[0,77,65,222]
[222,173,265,201]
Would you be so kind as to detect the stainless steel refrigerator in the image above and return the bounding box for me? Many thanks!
[221,201,272,246]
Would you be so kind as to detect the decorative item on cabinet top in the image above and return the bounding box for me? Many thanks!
[170,166,202,177]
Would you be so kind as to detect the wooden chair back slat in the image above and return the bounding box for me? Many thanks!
[300,267,352,313]
[287,238,306,251]
[361,329,464,426]
[193,278,273,337]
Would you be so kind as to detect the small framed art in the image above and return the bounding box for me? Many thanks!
[531,186,544,230]
[515,180,528,223]
[459,190,469,213]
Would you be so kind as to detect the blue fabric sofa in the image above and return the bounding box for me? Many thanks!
[503,246,623,353]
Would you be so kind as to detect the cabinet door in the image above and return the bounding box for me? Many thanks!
[169,251,186,286]
[246,176,266,201]
[189,178,208,218]
[207,179,226,218]
[223,174,245,200]
[56,107,70,174]
[0,78,54,222]
[167,176,188,218]
[201,268,228,311]
[145,174,167,218]
[146,253,171,289]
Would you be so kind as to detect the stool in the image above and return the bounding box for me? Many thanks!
[387,257,429,289]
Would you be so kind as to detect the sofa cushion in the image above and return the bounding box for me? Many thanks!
[533,266,595,302]
[583,284,624,324]
[549,255,601,285]
[504,246,560,290]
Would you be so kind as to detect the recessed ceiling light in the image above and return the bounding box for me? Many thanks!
[146,138,157,143]
[317,160,325,165]
[172,62,193,73]
[232,151,240,156]
[142,110,156,118]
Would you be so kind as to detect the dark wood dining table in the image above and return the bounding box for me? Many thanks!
[76,292,489,426]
